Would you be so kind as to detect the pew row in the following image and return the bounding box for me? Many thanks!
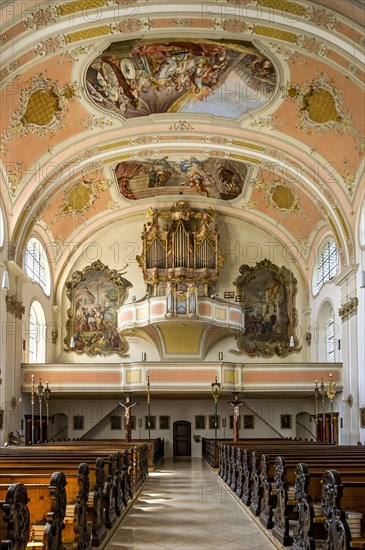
[0,443,149,549]
[216,441,365,550]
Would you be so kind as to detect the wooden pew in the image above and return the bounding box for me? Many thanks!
[321,469,365,550]
[0,442,149,549]
[217,440,365,550]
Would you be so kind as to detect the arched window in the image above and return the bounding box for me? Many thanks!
[360,199,365,247]
[0,204,4,247]
[313,238,338,294]
[325,309,335,363]
[29,301,46,363]
[24,237,51,295]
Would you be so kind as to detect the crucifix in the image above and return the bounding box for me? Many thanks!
[228,394,244,442]
[119,396,137,442]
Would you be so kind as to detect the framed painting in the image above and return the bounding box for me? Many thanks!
[209,415,220,430]
[159,416,170,430]
[110,415,122,430]
[244,415,255,429]
[73,415,84,430]
[64,260,131,357]
[233,259,300,357]
[195,415,206,430]
[145,416,156,430]
[281,414,292,429]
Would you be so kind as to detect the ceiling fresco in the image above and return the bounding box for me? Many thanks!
[114,156,248,200]
[85,39,276,119]
[0,0,364,282]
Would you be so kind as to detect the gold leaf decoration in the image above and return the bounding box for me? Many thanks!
[21,89,60,126]
[302,88,342,124]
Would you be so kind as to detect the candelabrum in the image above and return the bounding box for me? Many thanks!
[320,378,326,442]
[314,380,319,439]
[315,375,336,443]
[44,382,51,440]
[31,374,35,445]
[211,376,221,441]
[37,379,44,444]
[326,373,336,443]
[147,373,151,441]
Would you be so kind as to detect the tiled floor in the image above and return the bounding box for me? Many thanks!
[106,457,277,549]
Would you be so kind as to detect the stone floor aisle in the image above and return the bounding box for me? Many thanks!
[105,457,277,550]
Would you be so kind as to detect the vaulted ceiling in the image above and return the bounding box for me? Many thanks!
[0,0,364,292]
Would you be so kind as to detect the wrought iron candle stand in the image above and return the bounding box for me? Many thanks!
[315,375,336,443]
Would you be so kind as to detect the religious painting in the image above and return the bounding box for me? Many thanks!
[159,416,170,430]
[85,39,276,120]
[244,415,255,429]
[145,416,156,430]
[209,415,220,430]
[73,415,84,430]
[281,414,292,429]
[233,259,300,358]
[114,156,247,201]
[110,415,122,430]
[64,260,131,356]
[195,415,206,430]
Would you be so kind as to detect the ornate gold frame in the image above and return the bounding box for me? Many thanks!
[233,259,301,358]
[64,259,131,357]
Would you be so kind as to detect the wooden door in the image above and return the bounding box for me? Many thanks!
[173,421,191,456]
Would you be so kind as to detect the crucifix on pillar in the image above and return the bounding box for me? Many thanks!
[119,395,137,442]
[228,394,244,442]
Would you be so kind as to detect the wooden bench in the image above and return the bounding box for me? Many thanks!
[321,469,365,550]
[217,441,365,550]
[0,442,149,549]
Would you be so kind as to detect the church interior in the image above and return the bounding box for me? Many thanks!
[0,0,364,458]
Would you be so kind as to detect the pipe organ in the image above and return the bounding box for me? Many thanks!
[136,202,225,302]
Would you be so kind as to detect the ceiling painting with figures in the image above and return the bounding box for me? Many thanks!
[114,156,248,200]
[85,39,276,119]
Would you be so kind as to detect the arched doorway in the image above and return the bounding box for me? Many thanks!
[173,421,191,456]
[296,412,316,441]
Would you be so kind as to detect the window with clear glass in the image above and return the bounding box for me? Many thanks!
[29,301,46,363]
[24,237,51,295]
[326,310,335,363]
[314,239,338,294]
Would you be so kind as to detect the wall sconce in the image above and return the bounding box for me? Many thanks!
[218,352,223,361]
[141,352,146,361]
